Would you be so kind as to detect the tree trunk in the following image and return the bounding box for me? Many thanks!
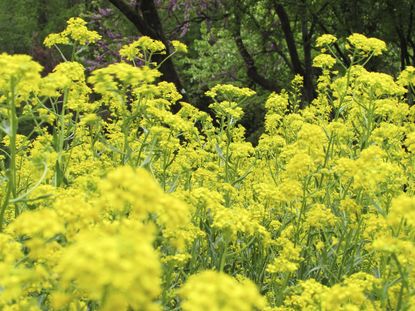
[301,11,316,105]
[273,2,304,77]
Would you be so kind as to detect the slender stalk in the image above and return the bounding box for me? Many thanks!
[9,80,18,203]
[54,88,69,186]
[0,79,19,229]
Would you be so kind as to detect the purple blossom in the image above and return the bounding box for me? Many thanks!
[98,7,112,17]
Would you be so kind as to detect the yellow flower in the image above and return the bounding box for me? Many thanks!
[161,253,192,265]
[398,65,415,86]
[321,273,380,310]
[284,152,316,180]
[0,53,42,104]
[56,221,161,310]
[212,205,269,241]
[206,84,256,101]
[178,270,267,311]
[6,208,64,260]
[266,237,302,274]
[120,36,166,60]
[305,203,337,230]
[7,208,64,241]
[387,194,415,227]
[44,17,101,47]
[88,63,161,96]
[0,262,40,309]
[278,179,303,202]
[100,166,191,246]
[39,61,92,112]
[283,279,327,310]
[347,33,386,56]
[371,235,415,264]
[405,132,415,153]
[136,36,166,53]
[0,233,23,264]
[43,33,70,47]
[316,34,337,47]
[171,40,188,53]
[119,41,143,61]
[355,71,405,96]
[335,146,404,195]
[209,100,244,120]
[265,92,289,115]
[313,53,336,68]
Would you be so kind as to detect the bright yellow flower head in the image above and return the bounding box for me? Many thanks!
[119,41,143,61]
[44,17,101,47]
[0,53,42,104]
[39,61,92,111]
[120,36,166,61]
[347,33,387,56]
[398,65,415,86]
[56,221,161,310]
[6,208,64,240]
[0,233,23,264]
[206,84,256,101]
[89,63,161,95]
[313,53,336,68]
[171,40,188,53]
[266,237,302,274]
[179,270,267,311]
[136,36,166,53]
[316,34,337,47]
[387,194,415,227]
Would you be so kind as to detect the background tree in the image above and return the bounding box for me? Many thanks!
[1,0,414,139]
[0,0,86,71]
[106,0,186,97]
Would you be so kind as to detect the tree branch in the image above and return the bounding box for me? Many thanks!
[107,0,153,36]
[244,10,293,70]
[232,12,281,92]
[273,2,304,76]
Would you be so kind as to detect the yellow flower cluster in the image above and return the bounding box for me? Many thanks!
[398,65,415,86]
[119,36,167,62]
[171,40,188,53]
[387,194,415,227]
[56,222,161,311]
[205,83,256,100]
[44,17,101,47]
[283,273,380,310]
[266,237,302,274]
[40,61,92,111]
[347,33,387,56]
[316,34,337,47]
[313,53,336,68]
[178,270,267,311]
[89,63,161,93]
[0,53,42,104]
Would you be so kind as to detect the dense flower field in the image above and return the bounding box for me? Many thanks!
[1,18,415,310]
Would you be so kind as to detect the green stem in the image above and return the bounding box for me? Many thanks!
[9,80,18,202]
[0,184,11,231]
[334,51,356,120]
[121,117,131,165]
[219,234,230,272]
[0,79,19,229]
[54,88,69,186]
[219,245,228,272]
